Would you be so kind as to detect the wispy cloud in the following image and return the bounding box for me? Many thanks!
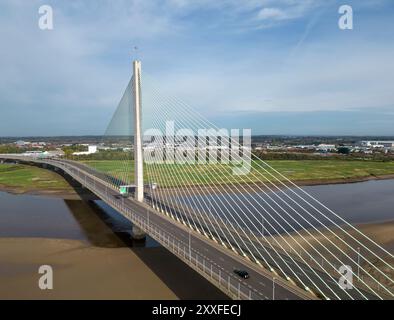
[0,0,393,135]
[258,7,289,21]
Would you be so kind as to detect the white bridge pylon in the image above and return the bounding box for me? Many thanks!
[133,60,144,203]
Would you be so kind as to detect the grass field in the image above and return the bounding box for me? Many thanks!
[0,164,72,192]
[1,160,394,192]
[82,159,394,188]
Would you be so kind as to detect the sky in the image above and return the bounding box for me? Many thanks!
[0,0,393,136]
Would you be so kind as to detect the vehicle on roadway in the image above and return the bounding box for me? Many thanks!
[119,184,136,197]
[233,269,250,279]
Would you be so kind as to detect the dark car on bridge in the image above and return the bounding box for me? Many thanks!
[233,269,250,279]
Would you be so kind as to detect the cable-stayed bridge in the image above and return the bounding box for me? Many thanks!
[1,60,393,300]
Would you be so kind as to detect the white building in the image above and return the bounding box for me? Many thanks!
[317,144,336,152]
[73,145,98,156]
[15,140,30,147]
[360,141,394,148]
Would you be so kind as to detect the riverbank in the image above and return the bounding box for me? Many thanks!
[0,185,80,199]
[271,220,394,293]
[0,237,179,299]
[2,171,394,199]
[273,220,394,255]
[2,160,394,198]
[0,236,228,299]
[0,163,79,199]
[86,159,394,188]
[0,163,98,199]
[164,172,394,197]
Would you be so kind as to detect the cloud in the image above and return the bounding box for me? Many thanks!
[136,0,328,31]
[0,0,393,136]
[153,37,394,118]
[257,8,288,20]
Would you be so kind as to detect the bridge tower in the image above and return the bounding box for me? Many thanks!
[131,60,146,240]
[132,60,144,203]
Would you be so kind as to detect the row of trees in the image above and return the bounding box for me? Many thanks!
[62,146,394,162]
[252,150,394,162]
[0,145,25,154]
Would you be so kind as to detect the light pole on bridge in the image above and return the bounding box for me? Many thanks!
[357,246,361,280]
[272,277,276,300]
[189,229,191,261]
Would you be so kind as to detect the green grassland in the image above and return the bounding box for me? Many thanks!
[83,159,394,188]
[1,160,394,192]
[0,164,72,193]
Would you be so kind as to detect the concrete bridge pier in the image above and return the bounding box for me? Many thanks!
[131,59,146,241]
[131,225,146,240]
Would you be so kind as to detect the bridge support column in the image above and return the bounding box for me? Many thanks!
[133,60,144,203]
[132,60,146,240]
[131,225,146,240]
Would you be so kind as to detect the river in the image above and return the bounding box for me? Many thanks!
[0,179,393,239]
[0,191,158,247]
[173,179,394,235]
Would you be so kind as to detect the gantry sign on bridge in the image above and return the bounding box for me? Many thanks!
[1,60,392,300]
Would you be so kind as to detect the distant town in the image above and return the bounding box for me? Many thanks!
[0,136,393,161]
